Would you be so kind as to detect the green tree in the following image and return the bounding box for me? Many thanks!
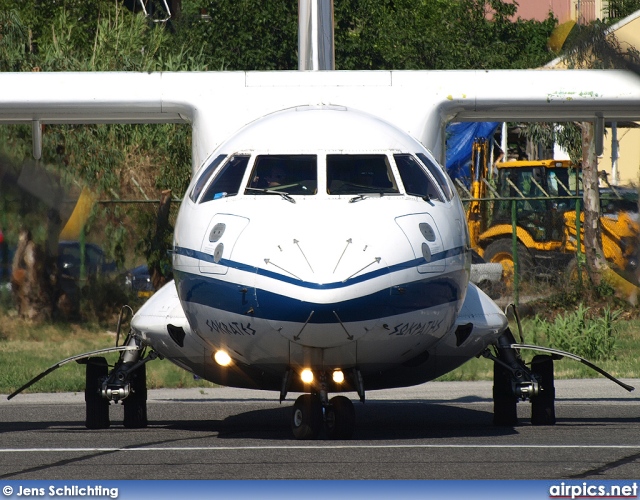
[169,0,557,71]
[172,1,298,70]
[606,0,640,21]
[0,9,30,71]
[522,21,640,292]
[335,0,557,70]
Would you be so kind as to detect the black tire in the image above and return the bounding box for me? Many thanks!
[325,396,355,440]
[483,238,534,285]
[291,394,323,440]
[530,355,556,425]
[123,364,148,429]
[492,361,518,426]
[85,357,110,429]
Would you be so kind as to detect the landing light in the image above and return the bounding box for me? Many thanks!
[214,350,232,367]
[332,370,345,384]
[301,369,314,384]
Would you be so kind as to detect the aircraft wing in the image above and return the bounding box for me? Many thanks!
[1,70,640,169]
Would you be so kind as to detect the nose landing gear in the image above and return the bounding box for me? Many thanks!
[291,393,356,440]
[289,371,357,440]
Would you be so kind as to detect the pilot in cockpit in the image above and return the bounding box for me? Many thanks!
[264,166,287,187]
[252,164,288,189]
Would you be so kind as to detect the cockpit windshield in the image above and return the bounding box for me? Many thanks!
[326,154,399,195]
[394,154,443,202]
[197,151,452,203]
[189,154,226,202]
[199,155,250,203]
[415,153,454,201]
[245,155,317,195]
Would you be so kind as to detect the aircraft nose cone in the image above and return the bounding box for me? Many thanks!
[258,239,391,348]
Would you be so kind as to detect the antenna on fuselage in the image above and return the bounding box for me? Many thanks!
[298,0,335,70]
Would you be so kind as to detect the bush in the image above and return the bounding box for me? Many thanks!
[529,303,619,361]
[78,275,132,325]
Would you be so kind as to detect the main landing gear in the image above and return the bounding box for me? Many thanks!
[485,330,557,426]
[84,331,158,430]
[6,327,158,430]
[288,371,359,440]
[485,326,634,427]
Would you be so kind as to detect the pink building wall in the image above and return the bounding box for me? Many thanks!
[504,0,597,24]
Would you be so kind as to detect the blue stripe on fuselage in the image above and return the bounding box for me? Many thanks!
[174,268,467,324]
[174,245,466,290]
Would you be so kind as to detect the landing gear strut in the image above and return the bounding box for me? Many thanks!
[485,329,556,426]
[289,371,357,440]
[83,330,157,430]
[486,321,636,426]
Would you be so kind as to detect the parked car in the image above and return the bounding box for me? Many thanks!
[3,241,115,286]
[58,241,117,280]
[123,264,155,298]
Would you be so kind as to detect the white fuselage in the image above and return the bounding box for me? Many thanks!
[174,190,467,367]
[131,106,507,393]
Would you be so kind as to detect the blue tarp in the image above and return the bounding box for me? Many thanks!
[445,122,500,184]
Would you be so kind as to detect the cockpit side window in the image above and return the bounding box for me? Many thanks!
[246,155,317,195]
[189,154,226,202]
[416,153,454,201]
[326,154,400,195]
[394,154,443,202]
[200,155,250,203]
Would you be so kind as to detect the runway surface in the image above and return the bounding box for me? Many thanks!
[1,379,638,480]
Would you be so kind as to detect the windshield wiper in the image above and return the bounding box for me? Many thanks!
[349,192,402,203]
[246,187,296,204]
[349,194,368,203]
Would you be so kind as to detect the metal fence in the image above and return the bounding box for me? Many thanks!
[460,193,586,306]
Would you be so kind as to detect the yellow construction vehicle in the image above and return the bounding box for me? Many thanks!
[564,208,640,286]
[465,141,640,287]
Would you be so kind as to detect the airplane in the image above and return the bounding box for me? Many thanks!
[3,8,640,440]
